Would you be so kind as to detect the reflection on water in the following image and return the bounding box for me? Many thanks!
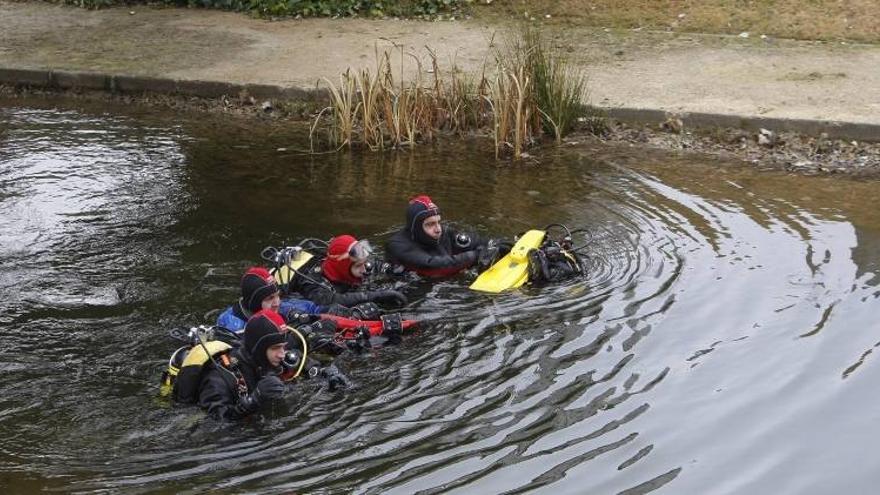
[1,98,879,494]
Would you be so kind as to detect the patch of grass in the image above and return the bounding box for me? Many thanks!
[321,69,358,149]
[478,0,880,43]
[313,29,595,159]
[520,28,587,143]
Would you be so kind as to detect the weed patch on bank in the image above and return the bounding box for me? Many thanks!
[311,28,600,159]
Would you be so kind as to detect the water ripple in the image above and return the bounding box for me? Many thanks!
[2,104,879,494]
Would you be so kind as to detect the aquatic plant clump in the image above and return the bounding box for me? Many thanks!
[312,29,595,159]
[524,29,588,143]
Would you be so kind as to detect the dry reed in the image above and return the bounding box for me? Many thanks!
[312,29,591,159]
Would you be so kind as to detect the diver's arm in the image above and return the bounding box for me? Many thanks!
[279,298,324,316]
[294,273,403,307]
[198,370,256,421]
[215,305,246,333]
[293,275,339,307]
[386,234,476,270]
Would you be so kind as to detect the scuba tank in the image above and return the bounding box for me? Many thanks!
[160,322,317,402]
[160,326,237,403]
[261,239,328,294]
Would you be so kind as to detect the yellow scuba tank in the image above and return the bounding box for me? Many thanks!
[160,340,233,402]
[273,247,314,287]
[470,230,546,293]
[159,346,188,397]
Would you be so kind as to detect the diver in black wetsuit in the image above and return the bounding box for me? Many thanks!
[196,311,288,421]
[385,195,495,278]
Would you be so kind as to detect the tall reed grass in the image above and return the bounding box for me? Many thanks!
[311,28,593,158]
[524,29,588,143]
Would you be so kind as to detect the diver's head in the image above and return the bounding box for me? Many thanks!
[241,267,281,314]
[244,310,287,369]
[406,195,442,246]
[322,235,373,285]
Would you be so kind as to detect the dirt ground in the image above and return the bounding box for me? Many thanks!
[2,1,879,126]
[1,1,879,176]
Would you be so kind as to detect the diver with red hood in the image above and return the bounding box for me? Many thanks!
[385,195,502,278]
[197,310,290,421]
[195,309,350,421]
[291,234,408,309]
[216,267,324,335]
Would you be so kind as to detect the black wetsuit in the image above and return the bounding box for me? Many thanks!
[385,226,484,278]
[291,258,406,307]
[385,197,486,277]
[197,347,274,422]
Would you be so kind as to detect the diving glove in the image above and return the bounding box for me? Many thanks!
[320,364,352,392]
[454,250,479,267]
[254,375,285,402]
[380,313,403,345]
[367,289,407,307]
[476,244,500,272]
[346,326,372,352]
[351,302,381,320]
[237,375,285,414]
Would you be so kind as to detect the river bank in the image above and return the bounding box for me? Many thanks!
[4,84,878,178]
[2,0,879,176]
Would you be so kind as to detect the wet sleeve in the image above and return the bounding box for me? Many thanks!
[198,370,254,421]
[279,298,324,316]
[293,275,338,307]
[329,291,375,307]
[293,273,374,307]
[386,234,476,271]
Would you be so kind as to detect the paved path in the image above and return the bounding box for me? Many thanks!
[2,1,879,135]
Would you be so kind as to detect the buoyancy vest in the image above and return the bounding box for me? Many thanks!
[160,340,248,404]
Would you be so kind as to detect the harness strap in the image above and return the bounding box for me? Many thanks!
[220,354,249,397]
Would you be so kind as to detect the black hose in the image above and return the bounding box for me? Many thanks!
[543,223,573,240]
[260,246,280,263]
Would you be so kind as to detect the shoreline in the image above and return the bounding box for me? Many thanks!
[4,82,877,179]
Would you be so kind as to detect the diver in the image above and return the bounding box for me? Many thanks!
[290,234,408,309]
[193,310,350,421]
[216,266,353,355]
[385,195,509,278]
[196,310,290,421]
[216,267,324,335]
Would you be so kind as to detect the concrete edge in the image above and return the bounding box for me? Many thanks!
[0,67,327,102]
[604,107,880,143]
[2,67,879,142]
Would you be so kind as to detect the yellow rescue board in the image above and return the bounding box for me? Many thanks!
[273,250,314,287]
[470,230,546,293]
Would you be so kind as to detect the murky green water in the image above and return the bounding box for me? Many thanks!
[2,97,879,494]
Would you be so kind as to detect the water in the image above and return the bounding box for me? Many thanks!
[1,98,879,494]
